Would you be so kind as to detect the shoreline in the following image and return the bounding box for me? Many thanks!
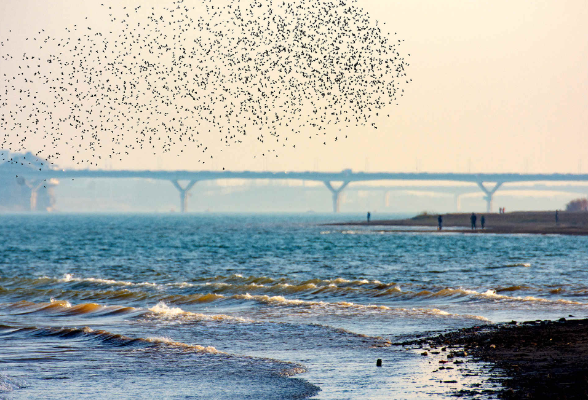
[327,211,588,236]
[404,318,588,399]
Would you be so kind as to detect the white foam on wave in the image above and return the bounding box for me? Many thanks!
[319,277,383,286]
[233,293,307,306]
[408,308,490,321]
[328,278,350,284]
[147,301,249,322]
[275,283,317,290]
[50,298,72,307]
[430,287,586,305]
[149,302,185,316]
[478,289,584,305]
[205,282,230,287]
[145,336,223,354]
[168,282,198,289]
[59,274,158,288]
[0,374,26,393]
[233,292,393,310]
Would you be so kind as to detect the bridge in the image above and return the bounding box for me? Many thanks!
[344,184,588,212]
[2,164,588,212]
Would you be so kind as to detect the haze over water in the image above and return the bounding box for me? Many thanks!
[1,213,587,398]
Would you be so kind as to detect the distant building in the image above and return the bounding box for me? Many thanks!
[0,150,59,212]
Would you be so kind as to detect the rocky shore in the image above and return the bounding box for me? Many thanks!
[404,319,588,399]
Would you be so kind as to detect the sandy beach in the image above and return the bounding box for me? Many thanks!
[330,211,588,235]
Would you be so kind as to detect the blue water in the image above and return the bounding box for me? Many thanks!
[0,214,587,398]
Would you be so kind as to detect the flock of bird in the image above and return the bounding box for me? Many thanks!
[1,0,410,168]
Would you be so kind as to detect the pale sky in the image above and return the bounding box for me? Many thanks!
[1,0,587,173]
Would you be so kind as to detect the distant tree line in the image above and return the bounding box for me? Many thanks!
[566,198,588,212]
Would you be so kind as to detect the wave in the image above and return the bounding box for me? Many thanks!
[1,274,585,312]
[0,321,312,378]
[475,289,584,305]
[0,299,249,324]
[0,322,222,354]
[0,374,26,393]
[0,292,499,323]
[146,302,249,322]
[413,287,585,305]
[3,299,140,317]
[1,274,397,296]
[59,274,160,288]
[230,293,490,321]
[143,297,490,322]
[487,263,532,269]
[495,285,530,293]
[143,336,222,354]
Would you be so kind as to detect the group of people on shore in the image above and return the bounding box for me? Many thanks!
[470,213,485,230]
[437,213,485,230]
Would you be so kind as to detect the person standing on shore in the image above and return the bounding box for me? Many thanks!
[481,215,485,229]
[367,212,371,224]
[555,210,559,225]
[438,215,443,231]
[470,213,477,230]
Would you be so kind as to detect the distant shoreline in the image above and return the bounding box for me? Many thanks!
[326,211,588,236]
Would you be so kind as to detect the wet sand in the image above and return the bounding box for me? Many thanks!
[405,319,588,399]
[330,211,588,236]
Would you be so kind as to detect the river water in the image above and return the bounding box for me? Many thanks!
[1,214,587,399]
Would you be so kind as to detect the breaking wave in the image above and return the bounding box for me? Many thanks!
[146,302,250,322]
[0,323,222,354]
[412,287,585,305]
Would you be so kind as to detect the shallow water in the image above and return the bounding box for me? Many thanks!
[0,213,587,398]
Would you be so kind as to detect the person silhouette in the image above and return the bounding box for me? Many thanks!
[555,210,559,225]
[367,212,371,224]
[437,215,443,231]
[470,213,477,230]
[481,215,485,229]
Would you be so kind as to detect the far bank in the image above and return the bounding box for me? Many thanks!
[328,211,588,236]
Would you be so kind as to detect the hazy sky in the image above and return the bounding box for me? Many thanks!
[1,0,587,173]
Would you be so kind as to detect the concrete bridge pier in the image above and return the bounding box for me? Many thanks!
[454,193,462,212]
[171,180,198,213]
[25,179,44,211]
[477,182,503,213]
[323,181,350,213]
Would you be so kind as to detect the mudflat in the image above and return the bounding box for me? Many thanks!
[330,211,588,235]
